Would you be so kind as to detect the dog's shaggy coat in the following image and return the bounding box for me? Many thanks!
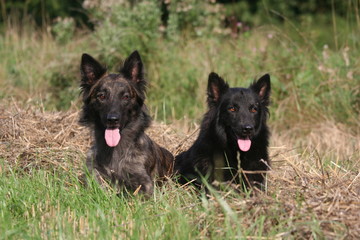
[175,72,271,189]
[80,51,173,195]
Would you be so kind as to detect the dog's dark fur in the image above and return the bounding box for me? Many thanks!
[79,51,174,195]
[175,72,271,190]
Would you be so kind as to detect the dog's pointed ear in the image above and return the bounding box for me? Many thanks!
[251,74,271,105]
[207,72,229,106]
[80,53,106,90]
[121,50,145,90]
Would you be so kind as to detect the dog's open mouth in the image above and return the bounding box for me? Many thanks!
[237,137,251,152]
[233,130,252,152]
[105,128,121,147]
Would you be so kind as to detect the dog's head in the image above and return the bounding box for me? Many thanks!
[207,72,271,151]
[79,51,146,147]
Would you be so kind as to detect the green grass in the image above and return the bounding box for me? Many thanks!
[0,159,247,239]
[0,163,268,239]
[0,159,198,239]
[1,147,357,239]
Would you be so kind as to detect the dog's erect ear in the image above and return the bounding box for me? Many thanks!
[251,74,271,105]
[207,72,229,106]
[121,50,146,91]
[80,53,106,90]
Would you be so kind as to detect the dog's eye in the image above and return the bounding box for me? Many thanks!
[228,107,236,112]
[122,94,130,100]
[250,106,258,113]
[97,94,106,101]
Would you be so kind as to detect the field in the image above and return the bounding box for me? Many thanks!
[1,1,360,239]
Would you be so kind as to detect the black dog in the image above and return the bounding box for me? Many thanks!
[79,51,174,195]
[175,72,271,190]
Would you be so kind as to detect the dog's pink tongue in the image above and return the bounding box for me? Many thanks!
[105,129,121,147]
[237,138,251,152]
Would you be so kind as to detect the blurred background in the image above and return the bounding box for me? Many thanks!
[0,0,359,129]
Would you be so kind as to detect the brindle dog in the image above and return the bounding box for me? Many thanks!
[80,51,173,195]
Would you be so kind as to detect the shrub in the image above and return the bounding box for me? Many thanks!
[86,0,162,66]
[165,0,225,39]
[51,17,75,45]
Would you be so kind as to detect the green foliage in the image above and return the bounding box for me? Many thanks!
[222,0,354,24]
[0,0,88,26]
[90,0,162,66]
[51,17,75,44]
[165,0,224,39]
[88,0,225,66]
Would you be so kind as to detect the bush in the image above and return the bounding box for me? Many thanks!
[1,0,88,27]
[165,0,225,39]
[87,0,162,66]
[51,17,75,45]
[84,0,226,66]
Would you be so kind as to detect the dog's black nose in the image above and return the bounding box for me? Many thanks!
[107,114,119,124]
[242,125,253,135]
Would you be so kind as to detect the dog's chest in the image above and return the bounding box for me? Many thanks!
[92,141,146,177]
[109,145,145,168]
[213,148,240,182]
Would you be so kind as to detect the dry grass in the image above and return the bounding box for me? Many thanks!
[0,100,359,238]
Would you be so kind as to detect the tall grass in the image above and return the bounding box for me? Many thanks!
[1,9,358,128]
[0,17,90,109]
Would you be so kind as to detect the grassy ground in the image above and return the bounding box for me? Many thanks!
[0,101,359,239]
[0,7,360,239]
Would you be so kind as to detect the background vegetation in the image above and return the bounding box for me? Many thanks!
[0,0,359,239]
[1,0,358,123]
